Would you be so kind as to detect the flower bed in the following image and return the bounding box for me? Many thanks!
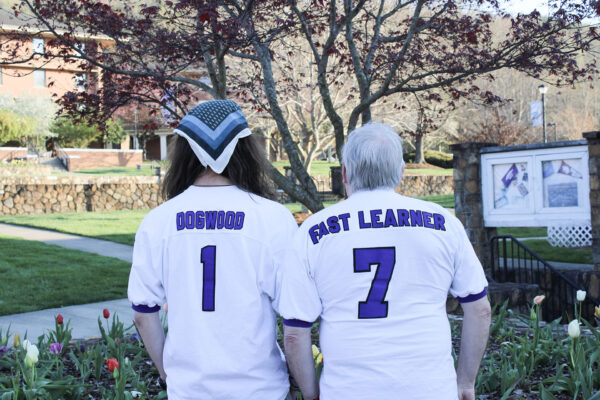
[1,295,599,399]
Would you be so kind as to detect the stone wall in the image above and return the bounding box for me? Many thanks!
[584,131,600,270]
[397,175,454,198]
[1,174,453,216]
[0,147,28,162]
[60,149,143,171]
[450,142,498,268]
[0,176,162,215]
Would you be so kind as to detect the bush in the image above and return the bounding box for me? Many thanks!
[403,150,453,168]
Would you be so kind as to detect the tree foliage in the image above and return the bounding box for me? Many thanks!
[0,109,34,145]
[50,115,125,148]
[3,0,599,210]
[0,94,57,146]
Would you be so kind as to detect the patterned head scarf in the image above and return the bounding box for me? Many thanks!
[173,100,252,174]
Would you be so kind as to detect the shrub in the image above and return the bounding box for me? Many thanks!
[403,150,453,168]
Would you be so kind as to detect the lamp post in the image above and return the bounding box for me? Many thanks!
[538,84,548,143]
[548,122,557,142]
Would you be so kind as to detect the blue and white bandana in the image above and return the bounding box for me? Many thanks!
[173,100,252,174]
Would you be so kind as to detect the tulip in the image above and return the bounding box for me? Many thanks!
[533,295,545,305]
[22,339,32,351]
[49,342,63,355]
[568,319,580,339]
[103,308,110,319]
[24,344,39,368]
[595,306,600,319]
[0,346,7,357]
[312,344,323,364]
[13,333,20,348]
[106,358,119,373]
[56,314,63,325]
[576,290,586,302]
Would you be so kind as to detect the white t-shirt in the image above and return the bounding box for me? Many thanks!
[278,189,488,400]
[128,185,297,400]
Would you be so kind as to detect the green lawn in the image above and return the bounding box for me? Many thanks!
[415,194,454,208]
[497,227,548,238]
[502,239,592,264]
[272,160,338,177]
[0,210,149,246]
[72,166,155,176]
[272,160,453,177]
[0,235,131,315]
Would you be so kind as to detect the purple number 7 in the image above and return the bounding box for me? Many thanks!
[353,247,396,319]
[201,245,216,311]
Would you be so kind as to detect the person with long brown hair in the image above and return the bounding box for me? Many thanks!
[128,100,298,400]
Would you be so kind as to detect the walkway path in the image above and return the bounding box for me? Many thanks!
[0,223,136,342]
[0,223,132,262]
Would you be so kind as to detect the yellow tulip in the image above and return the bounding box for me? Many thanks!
[13,333,20,348]
[312,344,323,365]
[595,306,600,319]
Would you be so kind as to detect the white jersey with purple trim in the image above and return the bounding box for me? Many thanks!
[128,185,297,400]
[278,188,488,400]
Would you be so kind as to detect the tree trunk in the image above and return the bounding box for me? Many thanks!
[414,133,425,164]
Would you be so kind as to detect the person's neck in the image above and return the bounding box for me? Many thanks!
[193,169,233,186]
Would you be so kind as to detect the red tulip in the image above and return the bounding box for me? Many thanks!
[103,309,110,319]
[106,358,119,372]
[56,314,63,325]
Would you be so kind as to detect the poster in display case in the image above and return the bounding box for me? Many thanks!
[481,143,589,227]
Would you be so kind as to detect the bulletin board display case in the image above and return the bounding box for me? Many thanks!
[481,145,589,227]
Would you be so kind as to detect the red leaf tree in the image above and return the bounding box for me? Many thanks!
[2,0,599,211]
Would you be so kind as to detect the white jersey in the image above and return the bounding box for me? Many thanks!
[128,185,297,400]
[278,188,488,400]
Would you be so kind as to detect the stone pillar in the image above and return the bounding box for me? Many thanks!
[450,142,498,269]
[583,131,600,271]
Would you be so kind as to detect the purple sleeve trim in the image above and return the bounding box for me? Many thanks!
[457,287,488,304]
[132,304,161,313]
[283,318,313,328]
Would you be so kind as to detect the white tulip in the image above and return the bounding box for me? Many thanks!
[22,339,32,351]
[24,343,39,367]
[576,290,586,302]
[568,319,580,339]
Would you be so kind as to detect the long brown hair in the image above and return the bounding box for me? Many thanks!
[162,135,274,200]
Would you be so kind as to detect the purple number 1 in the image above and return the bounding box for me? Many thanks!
[201,245,216,311]
[354,247,396,319]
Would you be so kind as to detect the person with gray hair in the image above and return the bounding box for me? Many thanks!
[277,123,491,400]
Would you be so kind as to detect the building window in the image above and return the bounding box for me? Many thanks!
[33,38,44,54]
[75,73,86,90]
[33,69,45,87]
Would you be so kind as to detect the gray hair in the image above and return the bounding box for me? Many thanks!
[341,123,405,193]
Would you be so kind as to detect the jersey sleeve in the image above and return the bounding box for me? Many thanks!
[448,216,488,303]
[127,217,166,312]
[259,206,297,300]
[274,223,322,325]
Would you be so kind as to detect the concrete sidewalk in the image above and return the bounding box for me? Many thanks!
[0,299,138,343]
[0,223,133,262]
[0,223,136,341]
